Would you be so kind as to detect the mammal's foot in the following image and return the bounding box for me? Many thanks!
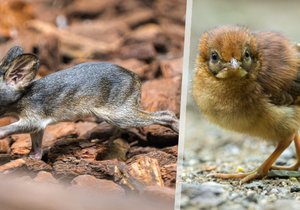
[29,149,43,160]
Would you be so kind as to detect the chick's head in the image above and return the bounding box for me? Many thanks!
[198,25,259,80]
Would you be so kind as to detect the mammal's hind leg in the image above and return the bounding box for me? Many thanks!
[93,108,179,133]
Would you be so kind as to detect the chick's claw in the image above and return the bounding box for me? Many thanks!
[271,163,300,171]
[208,170,268,183]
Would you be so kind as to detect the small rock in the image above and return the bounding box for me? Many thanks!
[34,171,58,184]
[141,186,175,206]
[268,170,300,178]
[270,188,279,194]
[181,182,229,208]
[71,175,125,196]
[265,200,300,210]
[245,190,257,203]
[244,181,264,190]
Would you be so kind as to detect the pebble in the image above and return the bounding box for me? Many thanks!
[265,200,300,210]
[245,190,257,203]
[291,186,300,193]
[244,181,264,190]
[181,182,229,208]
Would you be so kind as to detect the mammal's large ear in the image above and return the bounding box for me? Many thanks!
[4,54,39,89]
[0,46,24,71]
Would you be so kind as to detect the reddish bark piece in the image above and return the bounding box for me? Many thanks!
[34,171,58,184]
[65,0,118,19]
[37,33,60,76]
[118,9,155,28]
[141,76,181,114]
[127,24,162,43]
[0,138,10,154]
[143,125,178,147]
[28,20,122,58]
[76,123,114,140]
[0,0,34,39]
[10,122,77,156]
[74,121,98,139]
[71,174,125,196]
[160,57,183,78]
[160,164,176,188]
[10,134,31,155]
[127,146,158,158]
[161,145,178,157]
[118,156,164,191]
[97,138,130,161]
[0,117,15,127]
[154,0,186,24]
[43,122,77,147]
[68,19,128,43]
[119,42,157,61]
[23,158,52,172]
[111,58,154,80]
[0,158,25,172]
[53,158,117,180]
[127,151,176,168]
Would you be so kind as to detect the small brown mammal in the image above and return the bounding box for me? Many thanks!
[0,46,179,159]
[193,25,300,183]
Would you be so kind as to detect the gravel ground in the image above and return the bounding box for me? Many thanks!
[179,104,300,210]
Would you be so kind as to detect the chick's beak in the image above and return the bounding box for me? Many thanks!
[215,58,247,79]
[230,58,239,69]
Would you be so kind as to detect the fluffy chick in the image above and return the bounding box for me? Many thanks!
[192,25,300,183]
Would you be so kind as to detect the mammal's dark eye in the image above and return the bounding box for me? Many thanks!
[210,52,219,63]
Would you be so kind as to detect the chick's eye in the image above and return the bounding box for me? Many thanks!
[242,49,253,71]
[210,52,219,63]
[243,49,251,60]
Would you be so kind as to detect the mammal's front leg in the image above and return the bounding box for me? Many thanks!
[0,120,36,139]
[29,130,44,160]
[0,120,42,159]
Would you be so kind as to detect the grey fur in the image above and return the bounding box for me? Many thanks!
[0,46,179,159]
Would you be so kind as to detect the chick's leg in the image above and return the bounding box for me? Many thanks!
[210,135,294,183]
[271,132,300,171]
